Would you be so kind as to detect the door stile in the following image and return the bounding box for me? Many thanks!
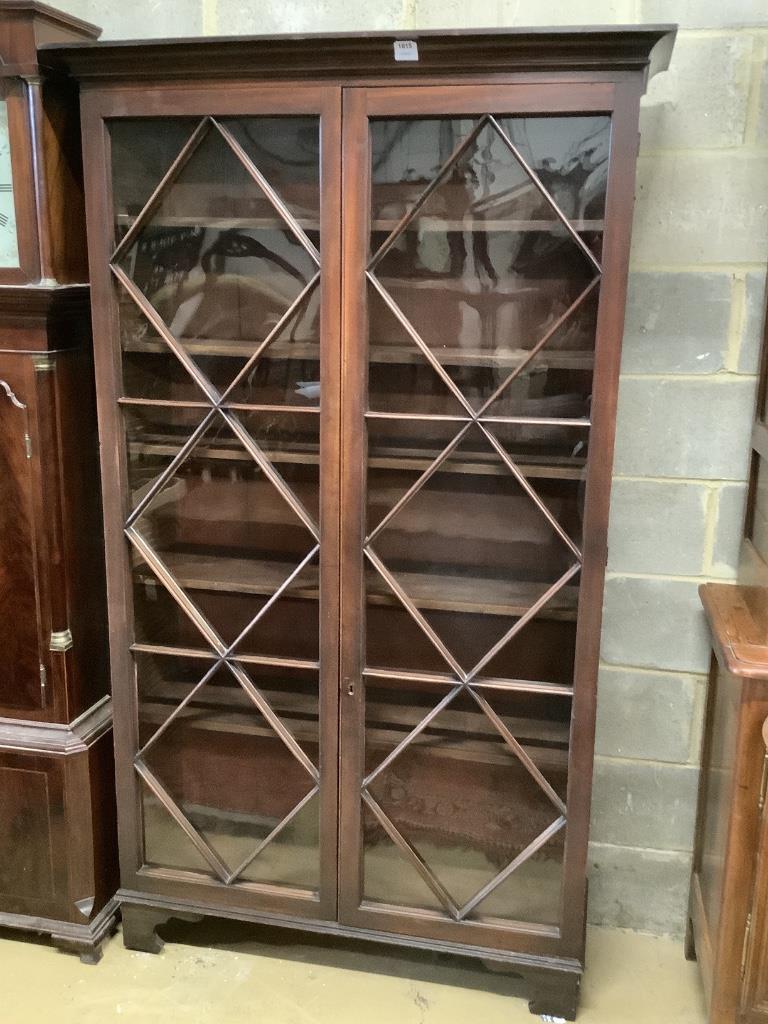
[557,75,645,954]
[338,86,370,922]
[316,86,344,919]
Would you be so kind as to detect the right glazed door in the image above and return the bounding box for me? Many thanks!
[338,83,625,955]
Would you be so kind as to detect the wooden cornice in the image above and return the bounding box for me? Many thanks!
[0,0,99,79]
[40,25,676,85]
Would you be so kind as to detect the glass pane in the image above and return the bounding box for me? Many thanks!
[366,421,581,675]
[113,113,325,898]
[240,791,320,889]
[369,117,602,414]
[371,116,610,228]
[111,118,200,240]
[363,802,444,913]
[111,117,320,403]
[125,406,319,659]
[221,117,321,223]
[137,653,319,888]
[119,284,321,407]
[494,116,611,222]
[142,783,213,875]
[368,280,598,420]
[362,681,568,922]
[471,839,564,925]
[367,283,467,417]
[0,97,19,268]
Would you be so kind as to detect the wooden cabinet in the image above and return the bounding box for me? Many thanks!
[687,193,768,1020]
[0,2,118,961]
[48,24,674,1017]
[690,586,768,1024]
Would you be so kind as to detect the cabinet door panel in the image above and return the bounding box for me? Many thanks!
[0,359,44,712]
[0,751,68,915]
[95,87,341,918]
[339,84,628,954]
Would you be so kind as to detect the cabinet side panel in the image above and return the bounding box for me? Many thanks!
[0,750,68,917]
[0,763,54,898]
[697,662,740,952]
[743,728,768,1022]
[52,345,109,719]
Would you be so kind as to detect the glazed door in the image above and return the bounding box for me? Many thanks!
[338,83,637,954]
[84,86,341,918]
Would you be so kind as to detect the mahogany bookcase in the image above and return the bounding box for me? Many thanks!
[44,24,675,1017]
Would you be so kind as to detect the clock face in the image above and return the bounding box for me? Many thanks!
[0,99,19,269]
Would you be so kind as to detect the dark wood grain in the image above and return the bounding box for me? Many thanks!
[0,0,116,963]
[0,356,42,711]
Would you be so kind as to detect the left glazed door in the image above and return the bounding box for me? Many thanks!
[87,87,342,919]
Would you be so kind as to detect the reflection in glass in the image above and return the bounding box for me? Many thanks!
[368,280,599,419]
[137,653,319,889]
[369,116,606,413]
[362,682,567,921]
[366,421,582,674]
[110,117,321,404]
[125,405,320,659]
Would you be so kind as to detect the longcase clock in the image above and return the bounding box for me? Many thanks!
[0,0,118,962]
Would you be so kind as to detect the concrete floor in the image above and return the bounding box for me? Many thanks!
[0,919,707,1023]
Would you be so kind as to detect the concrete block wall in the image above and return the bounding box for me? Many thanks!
[55,0,768,936]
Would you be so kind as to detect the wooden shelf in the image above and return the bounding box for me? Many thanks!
[117,213,603,235]
[139,680,570,770]
[127,432,587,481]
[117,213,321,232]
[123,336,319,359]
[378,278,543,298]
[381,217,603,234]
[368,344,593,370]
[122,334,593,372]
[134,550,579,620]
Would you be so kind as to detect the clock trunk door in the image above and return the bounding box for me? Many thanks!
[0,358,45,713]
[338,83,621,956]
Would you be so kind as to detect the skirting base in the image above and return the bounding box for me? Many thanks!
[118,890,582,1018]
[0,897,120,964]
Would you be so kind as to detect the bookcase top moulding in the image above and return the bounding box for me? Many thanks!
[38,24,676,85]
